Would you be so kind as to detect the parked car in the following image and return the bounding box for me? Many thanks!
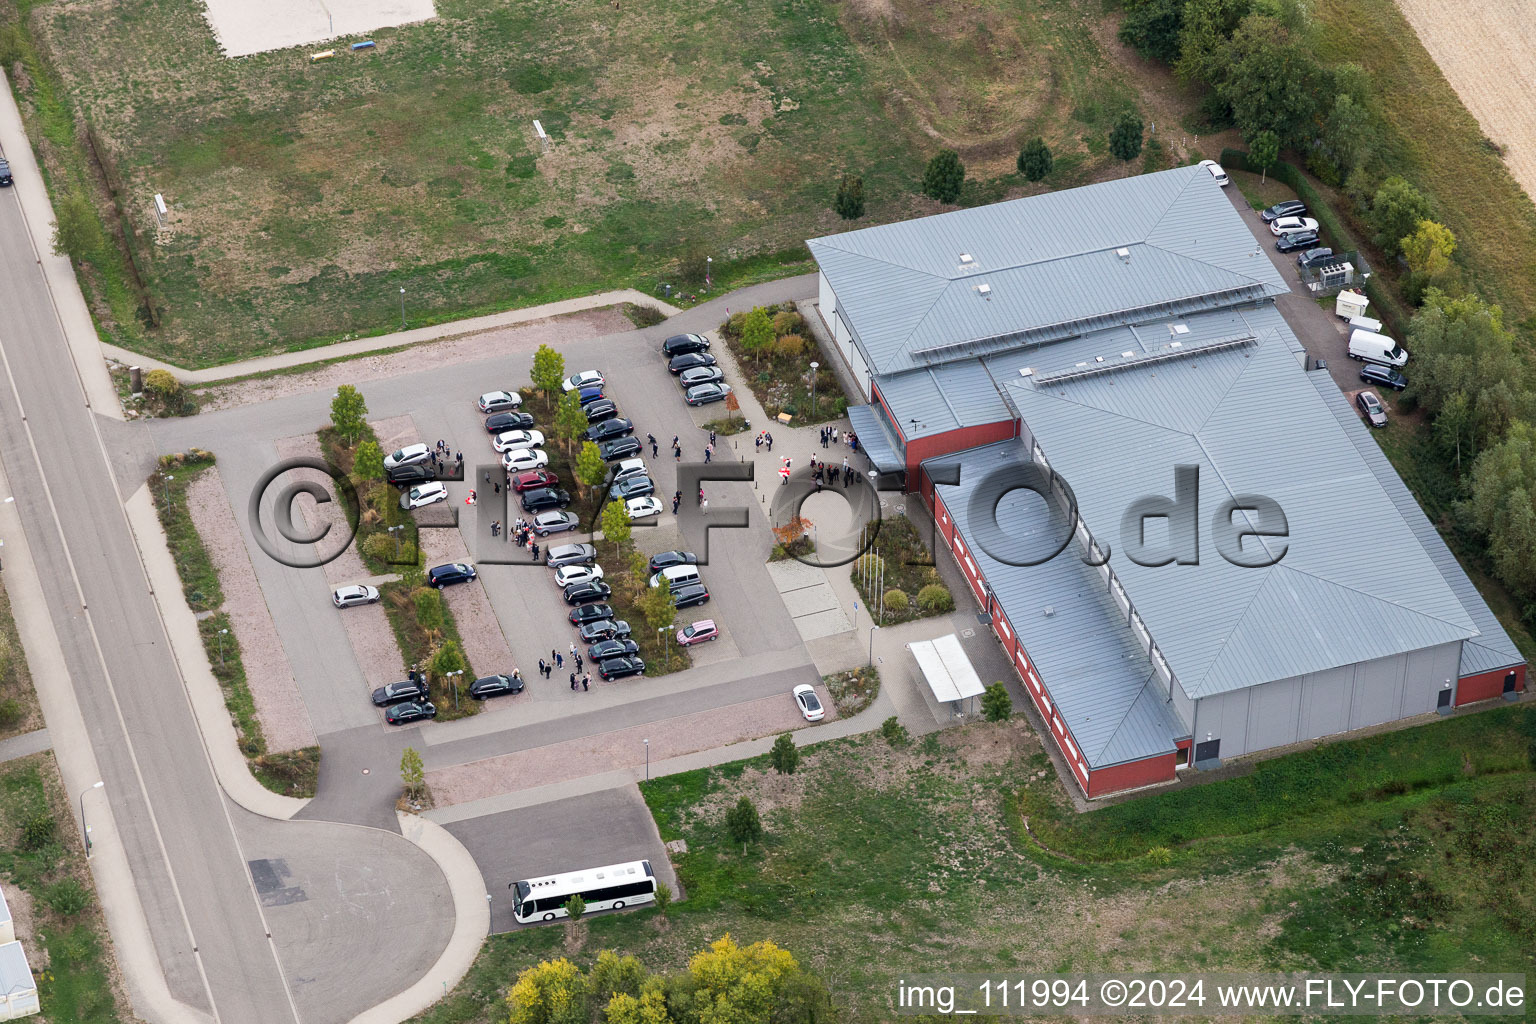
[1359,364,1408,392]
[511,469,559,493]
[385,701,437,725]
[585,417,634,443]
[684,382,732,406]
[608,458,648,483]
[668,352,717,375]
[502,447,551,472]
[649,550,698,575]
[662,333,710,356]
[400,481,448,510]
[1269,216,1320,237]
[546,543,597,568]
[332,584,380,608]
[469,674,524,700]
[1356,390,1388,428]
[577,386,607,406]
[428,562,477,588]
[0,158,12,187]
[650,564,702,590]
[532,510,581,537]
[599,656,646,680]
[478,391,522,413]
[1297,247,1337,268]
[484,410,535,433]
[1261,200,1308,223]
[626,496,664,521]
[563,580,613,605]
[679,366,725,389]
[521,487,572,513]
[793,684,825,722]
[1275,230,1320,253]
[386,463,436,488]
[614,474,655,499]
[1198,159,1229,186]
[383,442,431,470]
[492,429,546,453]
[672,582,710,608]
[372,678,430,706]
[555,563,605,588]
[583,399,620,424]
[676,619,718,646]
[562,370,605,392]
[569,602,616,625]
[588,638,639,661]
[599,436,643,461]
[579,619,632,643]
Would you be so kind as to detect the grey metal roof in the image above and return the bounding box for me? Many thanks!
[1006,316,1479,698]
[871,361,1011,440]
[808,165,1288,376]
[929,439,1184,768]
[845,404,905,474]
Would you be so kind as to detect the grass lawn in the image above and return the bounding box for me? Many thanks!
[13,0,1173,366]
[411,705,1536,1022]
[0,580,43,740]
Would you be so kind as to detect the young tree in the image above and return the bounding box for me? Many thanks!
[506,958,587,1024]
[400,746,425,800]
[429,639,466,689]
[769,732,799,775]
[639,582,678,633]
[739,307,775,363]
[414,588,445,640]
[1402,220,1456,278]
[553,389,587,452]
[353,439,385,481]
[652,881,673,917]
[922,149,966,203]
[981,682,1013,722]
[51,192,104,265]
[1109,110,1144,165]
[563,894,586,922]
[833,173,865,220]
[684,935,813,1022]
[772,514,813,552]
[330,385,368,446]
[575,441,608,496]
[600,498,632,549]
[725,795,762,846]
[1369,176,1433,257]
[1016,137,1053,182]
[1247,129,1279,184]
[531,344,566,398]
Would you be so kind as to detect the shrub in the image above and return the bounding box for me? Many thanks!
[1109,110,1144,163]
[21,812,56,851]
[922,150,965,203]
[722,311,747,340]
[981,682,1013,722]
[772,310,806,336]
[916,584,953,612]
[769,732,800,775]
[625,303,666,327]
[654,881,673,915]
[880,716,910,747]
[1145,845,1173,865]
[143,369,181,403]
[775,334,806,358]
[883,588,909,611]
[855,553,885,579]
[834,173,865,219]
[43,878,92,917]
[0,699,23,731]
[725,795,763,845]
[1017,137,1053,181]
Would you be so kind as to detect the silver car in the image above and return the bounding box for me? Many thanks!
[532,509,581,537]
[545,543,597,568]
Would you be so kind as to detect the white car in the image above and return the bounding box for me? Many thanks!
[502,447,550,472]
[793,684,825,722]
[1199,159,1229,186]
[478,390,522,413]
[491,429,545,453]
[1269,216,1320,237]
[625,496,664,521]
[555,564,605,588]
[332,584,380,608]
[562,370,605,392]
[400,481,448,510]
[383,442,430,470]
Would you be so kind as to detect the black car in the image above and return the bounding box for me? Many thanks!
[485,411,535,434]
[599,655,646,680]
[1275,229,1320,253]
[1297,247,1336,268]
[586,417,634,444]
[662,333,711,356]
[521,487,572,513]
[0,158,12,187]
[579,619,633,643]
[371,677,430,706]
[1260,200,1307,223]
[599,436,643,461]
[428,562,477,588]
[668,352,717,375]
[588,638,640,661]
[1359,364,1408,392]
[385,701,437,725]
[569,602,616,625]
[563,580,614,606]
[614,474,654,499]
[470,673,524,700]
[387,463,436,488]
[584,399,619,424]
[648,550,698,574]
[673,583,710,609]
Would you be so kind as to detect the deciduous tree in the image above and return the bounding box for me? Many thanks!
[553,389,587,451]
[1247,129,1279,184]
[601,498,632,549]
[1370,176,1433,258]
[1466,421,1536,594]
[1320,93,1376,178]
[507,957,586,1024]
[531,344,566,398]
[330,385,368,445]
[575,441,608,496]
[399,746,425,800]
[52,192,103,265]
[353,439,384,481]
[1402,220,1456,278]
[1118,0,1186,62]
[739,307,775,362]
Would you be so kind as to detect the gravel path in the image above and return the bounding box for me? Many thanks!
[184,466,317,752]
[425,685,834,807]
[195,308,632,413]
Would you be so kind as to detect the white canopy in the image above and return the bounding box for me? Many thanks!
[910,634,986,704]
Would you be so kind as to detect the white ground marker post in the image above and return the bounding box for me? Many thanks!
[533,119,549,154]
[153,193,168,226]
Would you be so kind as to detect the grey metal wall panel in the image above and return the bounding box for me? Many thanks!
[1199,689,1253,759]
[1300,665,1354,739]
[1170,679,1195,734]
[1349,654,1408,730]
[1246,677,1303,753]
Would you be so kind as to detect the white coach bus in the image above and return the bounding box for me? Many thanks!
[510,860,657,923]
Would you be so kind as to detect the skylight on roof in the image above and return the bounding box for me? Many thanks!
[959,253,975,265]
[976,283,991,295]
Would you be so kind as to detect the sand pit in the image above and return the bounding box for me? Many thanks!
[204,0,436,58]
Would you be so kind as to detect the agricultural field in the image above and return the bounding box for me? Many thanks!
[13,0,1198,366]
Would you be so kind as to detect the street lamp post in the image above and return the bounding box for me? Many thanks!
[399,287,406,329]
[80,780,104,856]
[162,474,174,506]
[868,623,879,667]
[388,523,404,560]
[217,628,229,666]
[809,361,819,419]
[705,257,712,291]
[445,669,464,710]
[644,738,650,781]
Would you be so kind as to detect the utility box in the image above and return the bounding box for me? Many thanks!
[0,941,39,1019]
[1335,289,1369,320]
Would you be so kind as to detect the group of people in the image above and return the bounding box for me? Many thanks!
[808,454,856,490]
[485,517,541,559]
[431,440,463,473]
[753,430,776,453]
[536,646,592,691]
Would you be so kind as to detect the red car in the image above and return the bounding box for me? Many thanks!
[676,619,719,646]
[512,469,559,493]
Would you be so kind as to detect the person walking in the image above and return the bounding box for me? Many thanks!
[709,429,717,446]
[651,438,659,457]
[538,657,547,677]
[456,451,464,468]
[704,443,712,464]
[574,654,583,672]
[754,434,763,452]
[671,435,679,450]
[766,432,774,452]
[647,433,657,448]
[484,470,492,486]
[531,541,540,561]
[494,480,501,494]
[672,491,681,514]
[697,486,704,506]
[674,446,682,463]
[701,497,709,515]
[570,672,578,691]
[582,673,590,691]
[555,650,563,669]
[779,465,791,485]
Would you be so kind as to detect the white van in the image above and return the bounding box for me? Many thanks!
[1348,329,1408,368]
[1347,315,1383,334]
[1198,159,1229,187]
[649,565,702,591]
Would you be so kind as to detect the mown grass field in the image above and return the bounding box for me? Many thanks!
[409,705,1536,1022]
[14,0,1162,366]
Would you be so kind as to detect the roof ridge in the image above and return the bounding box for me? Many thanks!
[1086,669,1164,763]
[1263,560,1477,633]
[1140,173,1281,291]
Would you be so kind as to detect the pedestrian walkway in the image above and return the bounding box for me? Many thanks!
[0,728,51,764]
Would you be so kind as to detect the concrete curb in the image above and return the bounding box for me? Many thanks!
[348,814,489,1024]
[121,483,309,820]
[102,289,685,384]
[0,456,209,1024]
